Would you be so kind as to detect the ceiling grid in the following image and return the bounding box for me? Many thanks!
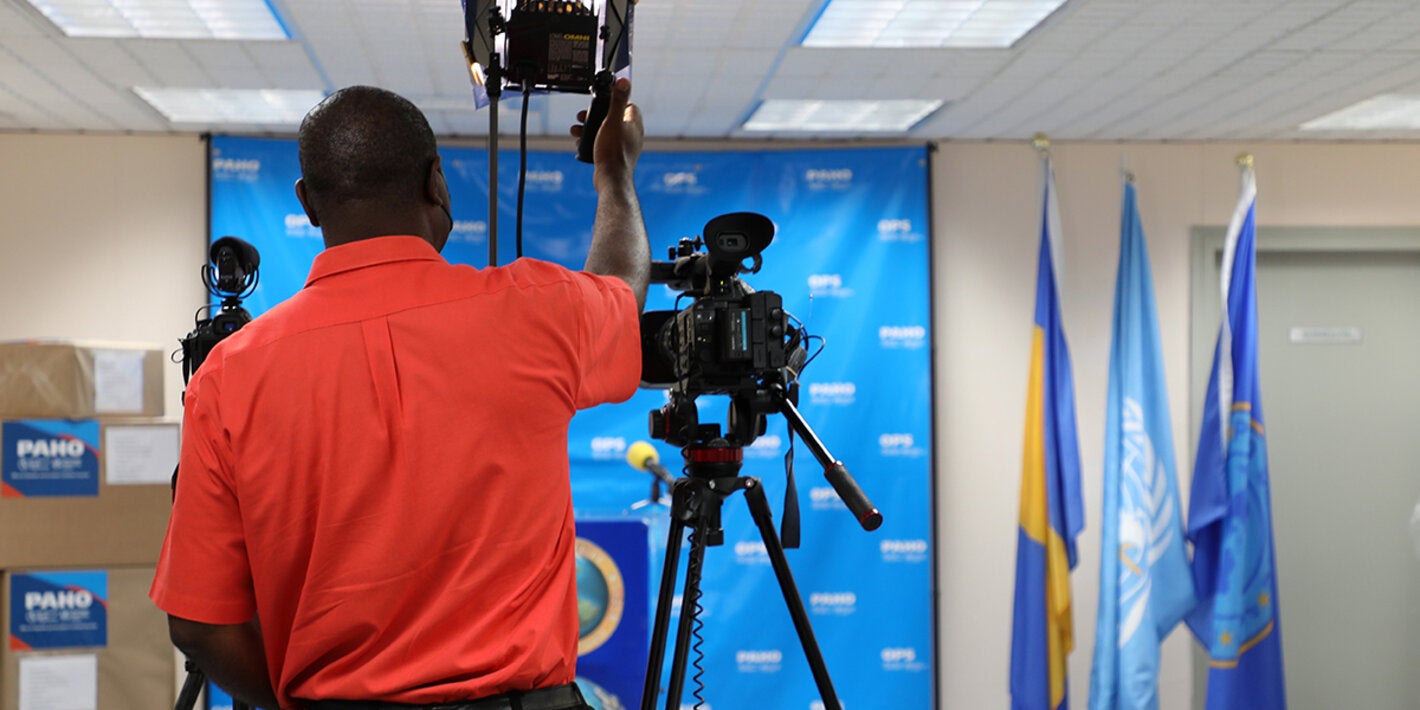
[4,0,1420,140]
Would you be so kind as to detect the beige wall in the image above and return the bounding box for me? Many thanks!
[5,134,1419,707]
[0,133,207,419]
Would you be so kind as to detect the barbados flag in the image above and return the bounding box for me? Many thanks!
[1185,158,1287,709]
[1011,153,1085,710]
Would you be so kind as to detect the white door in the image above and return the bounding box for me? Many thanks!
[1191,229,1420,710]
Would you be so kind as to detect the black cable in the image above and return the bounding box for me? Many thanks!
[516,85,532,260]
[687,529,708,710]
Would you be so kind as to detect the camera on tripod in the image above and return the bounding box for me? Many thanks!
[635,214,880,710]
[638,212,807,448]
[179,236,259,385]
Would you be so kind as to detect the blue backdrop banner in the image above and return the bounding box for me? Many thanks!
[209,136,934,709]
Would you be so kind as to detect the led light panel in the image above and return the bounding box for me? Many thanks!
[134,87,323,125]
[26,0,289,40]
[802,0,1067,48]
[742,99,943,133]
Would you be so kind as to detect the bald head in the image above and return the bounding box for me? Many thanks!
[295,86,451,249]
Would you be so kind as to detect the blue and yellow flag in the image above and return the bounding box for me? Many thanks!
[1185,159,1287,709]
[1012,154,1085,710]
[1088,179,1197,710]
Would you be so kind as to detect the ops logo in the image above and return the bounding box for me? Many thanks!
[590,436,627,460]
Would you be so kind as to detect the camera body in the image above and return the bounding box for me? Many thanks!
[640,213,802,447]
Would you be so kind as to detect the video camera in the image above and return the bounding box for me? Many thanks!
[179,236,259,385]
[639,212,809,448]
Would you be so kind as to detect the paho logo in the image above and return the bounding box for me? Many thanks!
[17,439,84,458]
[880,538,929,563]
[285,213,321,238]
[734,540,770,565]
[879,433,925,458]
[808,381,856,406]
[449,219,489,244]
[804,168,853,190]
[525,170,565,192]
[877,218,921,243]
[590,436,627,461]
[212,156,260,181]
[809,486,846,511]
[807,273,854,299]
[809,591,857,616]
[14,437,86,473]
[735,649,783,673]
[879,325,927,349]
[25,589,93,611]
[881,646,927,672]
[745,434,783,459]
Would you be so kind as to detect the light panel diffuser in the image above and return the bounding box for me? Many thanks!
[802,0,1067,48]
[1301,94,1420,131]
[135,88,324,125]
[26,0,289,40]
[742,99,943,133]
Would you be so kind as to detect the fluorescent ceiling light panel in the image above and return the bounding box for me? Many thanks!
[135,88,323,125]
[802,0,1067,48]
[26,0,289,39]
[743,99,943,133]
[1301,94,1420,131]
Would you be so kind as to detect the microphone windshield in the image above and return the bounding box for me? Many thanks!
[626,441,659,471]
[210,236,261,271]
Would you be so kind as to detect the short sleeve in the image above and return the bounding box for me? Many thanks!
[149,369,257,624]
[569,271,641,409]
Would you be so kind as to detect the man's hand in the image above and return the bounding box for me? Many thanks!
[575,77,650,311]
[572,77,643,192]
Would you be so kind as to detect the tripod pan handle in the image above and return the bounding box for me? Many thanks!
[826,462,882,531]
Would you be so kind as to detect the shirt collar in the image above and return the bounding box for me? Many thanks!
[305,236,445,287]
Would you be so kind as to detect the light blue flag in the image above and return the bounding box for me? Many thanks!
[1088,179,1197,710]
[1185,160,1287,709]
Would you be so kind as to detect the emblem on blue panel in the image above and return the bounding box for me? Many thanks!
[576,537,625,655]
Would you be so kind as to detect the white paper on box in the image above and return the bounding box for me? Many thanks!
[104,424,179,485]
[93,349,145,413]
[18,653,98,710]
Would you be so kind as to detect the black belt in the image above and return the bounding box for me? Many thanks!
[304,682,586,710]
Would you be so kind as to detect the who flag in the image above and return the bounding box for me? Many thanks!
[1087,180,1197,710]
[1185,161,1287,709]
[1011,155,1086,710]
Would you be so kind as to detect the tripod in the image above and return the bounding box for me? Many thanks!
[176,661,253,710]
[640,414,881,710]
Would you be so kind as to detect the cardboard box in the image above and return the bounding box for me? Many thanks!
[0,419,177,569]
[0,341,165,420]
[1,566,175,710]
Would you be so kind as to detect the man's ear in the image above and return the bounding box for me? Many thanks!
[426,156,450,211]
[295,178,321,227]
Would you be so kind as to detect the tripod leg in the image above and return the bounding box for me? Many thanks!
[175,662,205,710]
[642,515,687,710]
[743,481,843,710]
[665,527,708,710]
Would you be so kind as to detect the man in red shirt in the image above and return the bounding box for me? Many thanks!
[150,79,649,710]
